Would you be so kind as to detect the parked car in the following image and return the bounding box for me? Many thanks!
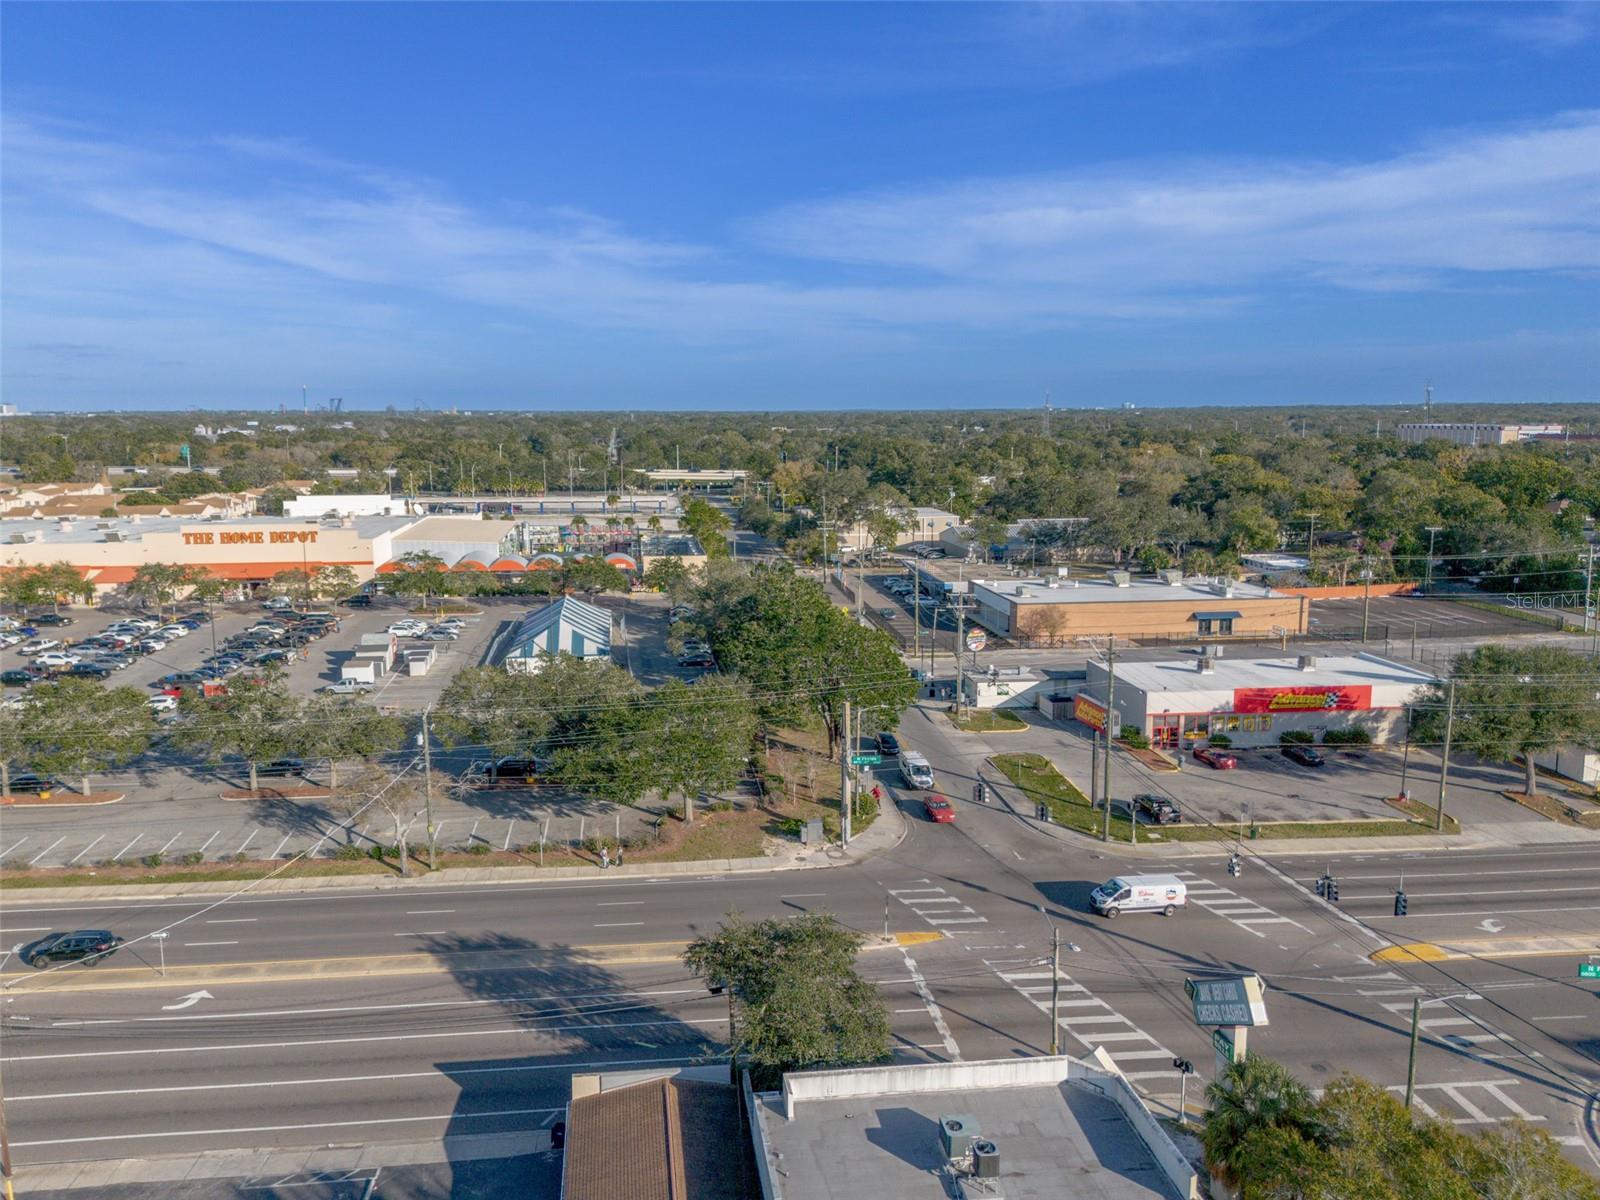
[65,663,110,680]
[18,638,62,656]
[35,652,82,670]
[175,619,204,631]
[156,672,206,688]
[182,610,213,623]
[6,773,57,797]
[157,624,190,639]
[342,594,373,608]
[148,694,179,713]
[256,758,306,778]
[467,756,549,784]
[263,597,294,611]
[133,637,168,653]
[923,796,956,823]
[318,679,373,695]
[29,613,74,627]
[92,654,133,671]
[2,668,45,686]
[874,731,902,757]
[1131,793,1182,824]
[1192,746,1238,770]
[17,930,124,968]
[1283,744,1325,768]
[0,632,23,648]
[680,655,716,669]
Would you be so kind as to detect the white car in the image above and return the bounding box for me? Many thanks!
[388,622,428,636]
[148,694,179,713]
[19,638,62,656]
[125,618,159,630]
[138,637,169,651]
[0,632,22,648]
[35,651,82,668]
[157,625,190,639]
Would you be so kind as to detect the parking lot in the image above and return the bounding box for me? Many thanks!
[1307,594,1552,638]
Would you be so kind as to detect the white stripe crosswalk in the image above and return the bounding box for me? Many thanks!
[1172,870,1311,937]
[889,882,987,929]
[989,961,1172,1074]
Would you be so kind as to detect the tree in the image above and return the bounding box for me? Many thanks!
[23,680,156,796]
[683,912,890,1088]
[713,567,916,759]
[563,557,629,596]
[170,669,301,791]
[266,568,315,607]
[0,692,31,795]
[1135,545,1173,574]
[966,515,1010,561]
[641,556,693,601]
[1201,1055,1324,1199]
[1414,645,1600,799]
[313,564,361,601]
[184,567,228,612]
[655,676,758,822]
[338,765,426,877]
[384,552,452,605]
[682,497,732,558]
[126,563,194,616]
[435,667,553,758]
[298,696,404,789]
[32,562,94,611]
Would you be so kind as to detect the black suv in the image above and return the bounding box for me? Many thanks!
[257,758,306,778]
[343,594,373,608]
[874,732,902,757]
[19,930,124,968]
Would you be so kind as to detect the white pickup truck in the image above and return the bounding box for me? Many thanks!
[318,678,373,696]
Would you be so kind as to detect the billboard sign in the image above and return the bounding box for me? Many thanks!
[1185,975,1270,1027]
[1232,685,1372,714]
[1074,695,1107,731]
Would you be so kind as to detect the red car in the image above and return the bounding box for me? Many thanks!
[923,796,956,823]
[1193,746,1238,770]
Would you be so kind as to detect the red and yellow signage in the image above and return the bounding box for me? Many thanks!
[1074,694,1107,730]
[1232,685,1372,714]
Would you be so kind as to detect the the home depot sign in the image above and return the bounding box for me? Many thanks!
[182,530,320,545]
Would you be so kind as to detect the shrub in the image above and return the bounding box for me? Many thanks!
[141,853,164,869]
[233,851,249,863]
[1321,728,1372,746]
[1280,730,1315,745]
[181,851,205,866]
[708,798,735,813]
[1119,727,1150,749]
[852,788,879,824]
[333,843,366,860]
[1207,734,1233,748]
[466,841,492,856]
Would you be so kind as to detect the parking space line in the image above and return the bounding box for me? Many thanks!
[26,838,66,867]
[65,835,106,866]
[236,828,259,855]
[503,820,515,851]
[154,832,184,856]
[0,838,28,858]
[111,835,144,861]
[270,835,293,858]
[194,831,221,857]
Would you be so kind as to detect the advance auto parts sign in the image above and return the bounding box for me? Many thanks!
[1232,685,1373,714]
[1074,694,1107,730]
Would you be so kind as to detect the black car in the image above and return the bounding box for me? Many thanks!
[7,773,56,796]
[257,758,306,777]
[182,611,212,623]
[2,668,44,686]
[874,731,902,757]
[470,756,549,784]
[66,663,110,680]
[1283,744,1325,767]
[18,930,124,968]
[1131,793,1182,824]
[343,594,373,608]
[29,613,74,627]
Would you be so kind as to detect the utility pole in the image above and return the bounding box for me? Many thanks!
[1,1047,13,1200]
[840,698,853,846]
[953,598,969,716]
[1424,526,1443,595]
[421,707,438,870]
[1049,925,1061,1055]
[1101,636,1116,842]
[1360,559,1373,643]
[1583,543,1596,649]
[1404,996,1422,1109]
[1435,679,1456,832]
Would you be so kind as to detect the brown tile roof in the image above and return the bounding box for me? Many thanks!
[564,1077,749,1200]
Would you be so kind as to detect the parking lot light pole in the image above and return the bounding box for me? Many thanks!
[1424,527,1443,595]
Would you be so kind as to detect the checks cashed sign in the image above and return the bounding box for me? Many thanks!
[1231,685,1372,714]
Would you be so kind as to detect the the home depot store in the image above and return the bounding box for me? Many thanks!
[1074,653,1435,748]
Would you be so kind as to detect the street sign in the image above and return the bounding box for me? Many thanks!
[1185,975,1270,1027]
[1211,1028,1234,1058]
[966,630,987,653]
[850,753,882,766]
[1580,963,1600,980]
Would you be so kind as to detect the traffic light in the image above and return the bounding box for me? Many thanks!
[1227,853,1241,878]
[1327,877,1340,904]
[1393,890,1407,917]
[1315,874,1328,898]
[1173,1058,1195,1075]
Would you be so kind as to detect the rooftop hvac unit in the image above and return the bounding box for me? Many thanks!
[1108,570,1131,587]
[1158,569,1183,585]
[1015,585,1027,596]
[1046,579,1060,589]
[972,1140,1001,1179]
[1298,655,1318,672]
[939,1115,981,1161]
[1198,658,1215,674]
[103,531,123,542]
[1056,566,1071,578]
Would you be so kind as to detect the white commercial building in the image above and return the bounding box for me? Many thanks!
[1076,652,1435,749]
[283,493,410,519]
[1396,423,1564,446]
[501,597,614,674]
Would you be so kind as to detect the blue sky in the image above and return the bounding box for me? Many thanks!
[3,2,1597,411]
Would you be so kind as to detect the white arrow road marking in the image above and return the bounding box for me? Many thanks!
[161,990,214,1012]
[1477,918,1505,933]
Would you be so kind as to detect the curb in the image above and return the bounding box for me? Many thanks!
[0,792,125,808]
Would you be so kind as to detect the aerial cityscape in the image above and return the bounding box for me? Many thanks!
[1,4,1597,1200]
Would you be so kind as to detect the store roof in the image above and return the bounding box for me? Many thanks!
[0,514,415,545]
[389,515,519,542]
[1098,653,1436,694]
[973,575,1286,605]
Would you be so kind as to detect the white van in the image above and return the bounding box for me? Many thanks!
[1089,874,1187,919]
[899,751,935,790]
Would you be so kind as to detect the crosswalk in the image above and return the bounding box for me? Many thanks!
[1338,970,1521,1058]
[988,961,1174,1079]
[889,882,987,928]
[1173,869,1310,938]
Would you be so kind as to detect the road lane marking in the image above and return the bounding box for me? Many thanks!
[1530,1015,1590,1022]
[205,919,256,925]
[595,922,645,928]
[780,893,826,899]
[1348,886,1600,901]
[595,902,645,907]
[405,910,456,915]
[11,1106,567,1148]
[182,941,238,948]
[269,834,294,858]
[1172,869,1311,937]
[0,928,51,934]
[0,838,28,857]
[901,948,960,1061]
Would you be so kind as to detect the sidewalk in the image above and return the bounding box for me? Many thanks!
[18,1129,552,1193]
[0,792,909,906]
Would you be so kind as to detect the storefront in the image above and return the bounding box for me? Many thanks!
[1077,653,1435,748]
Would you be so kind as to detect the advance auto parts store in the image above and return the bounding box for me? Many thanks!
[1078,652,1436,749]
[0,514,421,593]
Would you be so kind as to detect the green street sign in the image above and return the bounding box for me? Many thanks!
[850,753,882,766]
[1580,963,1600,980]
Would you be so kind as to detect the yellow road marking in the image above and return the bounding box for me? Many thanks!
[1373,934,1600,963]
[1372,943,1448,963]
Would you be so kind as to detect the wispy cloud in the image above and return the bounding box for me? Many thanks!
[1475,2,1600,52]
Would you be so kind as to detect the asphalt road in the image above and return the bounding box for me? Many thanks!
[3,787,1597,1177]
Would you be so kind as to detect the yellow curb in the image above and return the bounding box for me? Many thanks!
[893,931,944,948]
[1371,943,1449,963]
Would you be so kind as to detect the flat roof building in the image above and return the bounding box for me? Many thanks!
[1077,651,1435,749]
[751,1055,1195,1200]
[1396,422,1564,446]
[971,571,1307,644]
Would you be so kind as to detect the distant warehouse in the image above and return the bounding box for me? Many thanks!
[969,570,1307,643]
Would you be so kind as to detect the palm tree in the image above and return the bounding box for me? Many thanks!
[1201,1055,1322,1198]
